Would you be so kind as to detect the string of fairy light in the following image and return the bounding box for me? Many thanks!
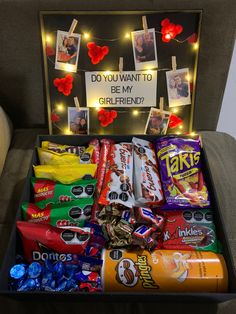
[45,25,199,136]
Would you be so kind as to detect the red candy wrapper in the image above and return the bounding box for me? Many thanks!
[133,137,164,206]
[89,138,100,170]
[99,143,135,208]
[135,207,164,232]
[161,210,218,252]
[16,221,105,263]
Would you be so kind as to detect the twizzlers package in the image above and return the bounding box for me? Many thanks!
[133,137,164,206]
[156,136,210,208]
[99,143,135,208]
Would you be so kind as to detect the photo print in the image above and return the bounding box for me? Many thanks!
[145,107,171,135]
[68,107,89,135]
[131,28,158,71]
[55,30,81,73]
[166,68,191,107]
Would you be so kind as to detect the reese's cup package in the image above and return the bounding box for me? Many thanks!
[132,137,164,206]
[155,136,210,208]
[162,209,218,252]
[33,164,97,184]
[31,177,97,205]
[21,199,94,227]
[37,146,94,165]
[102,249,228,292]
[99,143,135,208]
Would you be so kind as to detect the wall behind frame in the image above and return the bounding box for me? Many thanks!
[0,0,235,131]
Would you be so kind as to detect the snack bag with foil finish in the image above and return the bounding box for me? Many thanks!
[37,146,94,165]
[162,209,218,252]
[21,199,93,227]
[41,141,86,155]
[33,164,97,184]
[102,249,228,292]
[132,137,164,206]
[32,177,97,205]
[155,136,210,208]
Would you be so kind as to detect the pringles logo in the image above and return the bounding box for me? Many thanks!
[115,255,159,289]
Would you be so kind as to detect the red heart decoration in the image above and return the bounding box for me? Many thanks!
[46,45,55,57]
[169,114,183,129]
[53,74,73,96]
[188,33,198,44]
[87,42,109,64]
[98,109,117,127]
[51,112,60,123]
[161,18,183,42]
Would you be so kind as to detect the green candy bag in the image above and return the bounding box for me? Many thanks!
[21,199,94,228]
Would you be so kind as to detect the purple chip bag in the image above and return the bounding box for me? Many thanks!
[155,136,210,209]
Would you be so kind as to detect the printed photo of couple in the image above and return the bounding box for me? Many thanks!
[166,68,191,107]
[131,28,158,71]
[55,30,81,73]
[68,107,89,135]
[145,108,170,135]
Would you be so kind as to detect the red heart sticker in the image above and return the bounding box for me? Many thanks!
[161,18,183,42]
[98,109,117,127]
[53,74,73,96]
[87,42,109,65]
[169,114,183,129]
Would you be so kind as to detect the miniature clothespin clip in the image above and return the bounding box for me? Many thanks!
[159,97,164,114]
[74,97,80,110]
[68,19,78,36]
[172,56,177,71]
[119,57,123,72]
[142,16,148,34]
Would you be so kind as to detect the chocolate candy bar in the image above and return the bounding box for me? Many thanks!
[162,209,218,252]
[32,177,97,205]
[133,137,164,206]
[41,141,86,155]
[156,136,210,208]
[21,199,93,227]
[99,143,135,208]
[134,207,164,231]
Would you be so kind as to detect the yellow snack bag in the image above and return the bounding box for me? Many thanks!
[33,164,97,184]
[102,249,228,293]
[38,146,94,165]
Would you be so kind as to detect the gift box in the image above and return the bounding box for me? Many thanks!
[0,134,235,303]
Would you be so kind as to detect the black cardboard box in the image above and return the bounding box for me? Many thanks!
[0,134,236,303]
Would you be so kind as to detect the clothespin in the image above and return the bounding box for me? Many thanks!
[119,57,123,72]
[172,56,177,71]
[68,19,78,36]
[142,16,148,34]
[74,97,80,110]
[159,97,164,114]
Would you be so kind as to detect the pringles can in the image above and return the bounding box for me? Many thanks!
[102,249,228,292]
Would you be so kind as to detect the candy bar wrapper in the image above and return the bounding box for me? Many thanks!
[156,136,210,208]
[21,199,94,227]
[132,137,164,206]
[32,177,97,205]
[134,207,165,232]
[162,209,218,252]
[37,146,95,166]
[16,221,105,263]
[89,138,100,166]
[33,164,97,184]
[96,139,114,196]
[99,143,135,208]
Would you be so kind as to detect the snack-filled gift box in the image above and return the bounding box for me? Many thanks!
[0,134,235,302]
[0,7,236,304]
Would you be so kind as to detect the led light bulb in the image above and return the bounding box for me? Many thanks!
[132,110,139,116]
[193,42,199,50]
[84,33,90,39]
[45,35,52,43]
[56,103,64,112]
[124,33,130,39]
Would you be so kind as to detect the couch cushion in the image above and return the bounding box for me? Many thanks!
[0,106,13,176]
